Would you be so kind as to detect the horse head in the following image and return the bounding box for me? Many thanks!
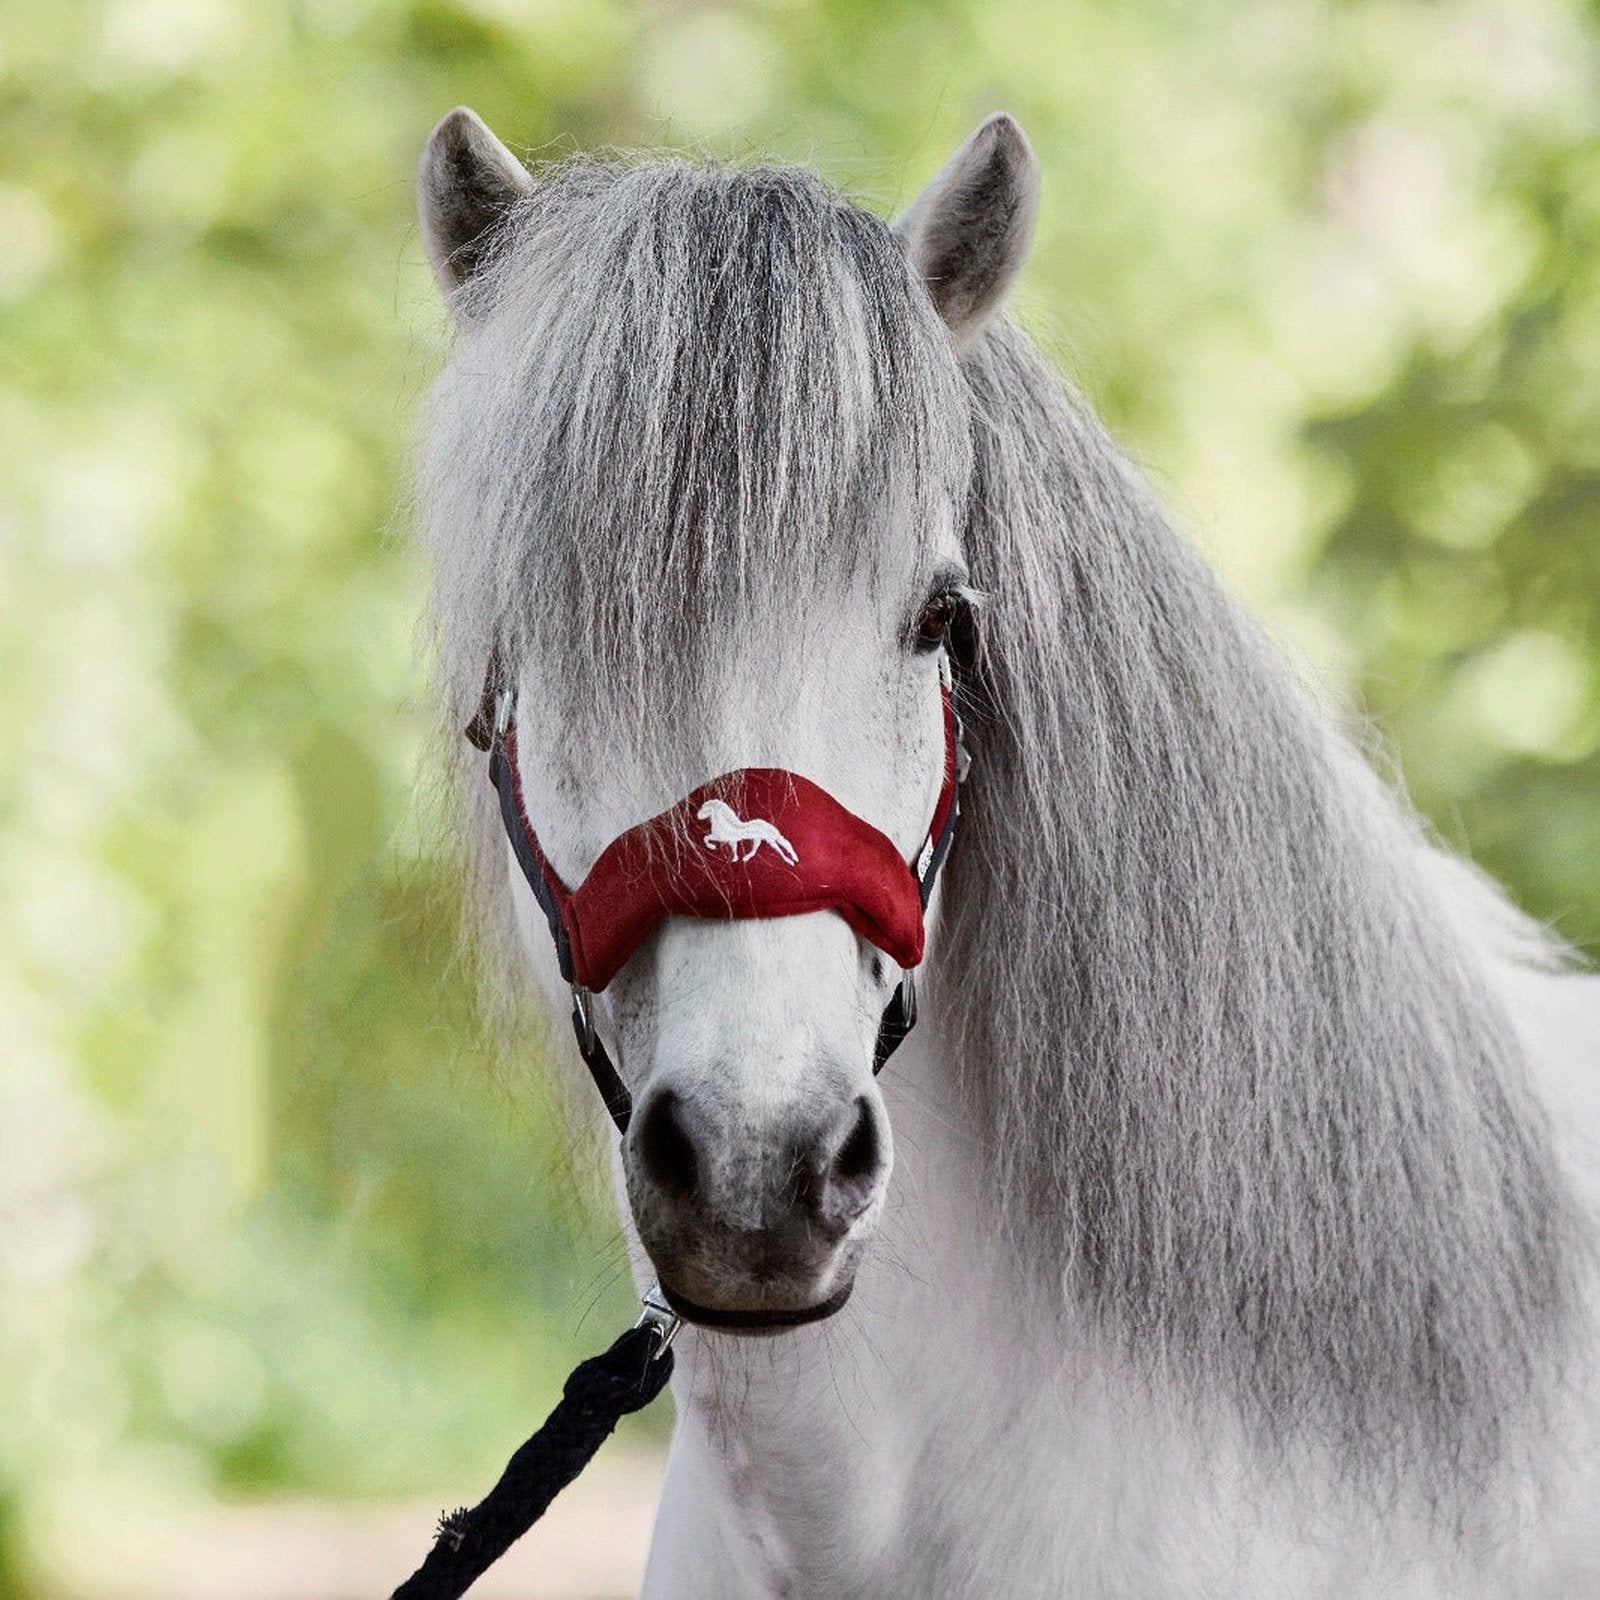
[417,111,1036,1329]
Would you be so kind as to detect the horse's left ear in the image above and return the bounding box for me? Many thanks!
[894,114,1040,351]
[417,106,534,302]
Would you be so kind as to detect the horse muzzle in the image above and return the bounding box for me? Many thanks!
[622,1078,890,1330]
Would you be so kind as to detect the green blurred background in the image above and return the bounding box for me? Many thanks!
[2,0,1597,1593]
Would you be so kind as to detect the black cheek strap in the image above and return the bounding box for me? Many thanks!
[488,735,634,1132]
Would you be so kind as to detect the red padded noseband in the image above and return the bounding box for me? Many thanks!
[498,691,960,994]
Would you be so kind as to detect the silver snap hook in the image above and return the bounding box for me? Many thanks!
[570,984,597,1054]
[636,1283,683,1359]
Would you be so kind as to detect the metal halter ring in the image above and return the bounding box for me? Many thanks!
[635,1283,683,1359]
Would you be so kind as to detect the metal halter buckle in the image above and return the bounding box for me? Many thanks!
[570,984,597,1054]
[635,1283,682,1359]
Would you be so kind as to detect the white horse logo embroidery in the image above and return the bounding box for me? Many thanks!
[697,799,799,865]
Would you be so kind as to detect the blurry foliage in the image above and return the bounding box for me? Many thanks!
[1,0,1596,1584]
[1305,130,1600,948]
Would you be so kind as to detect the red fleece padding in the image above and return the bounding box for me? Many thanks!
[505,693,957,993]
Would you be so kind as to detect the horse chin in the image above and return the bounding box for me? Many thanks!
[657,1275,855,1335]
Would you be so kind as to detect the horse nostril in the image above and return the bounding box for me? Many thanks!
[833,1096,879,1186]
[819,1095,885,1225]
[635,1088,699,1198]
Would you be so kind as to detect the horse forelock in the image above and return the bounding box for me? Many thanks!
[419,155,970,780]
[939,320,1591,1518]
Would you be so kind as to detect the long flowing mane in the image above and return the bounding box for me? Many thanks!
[417,153,1590,1513]
[946,321,1588,1500]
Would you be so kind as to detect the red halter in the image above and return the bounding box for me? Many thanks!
[498,691,958,992]
[475,678,965,1131]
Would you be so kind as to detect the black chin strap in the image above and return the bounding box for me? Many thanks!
[472,674,966,1136]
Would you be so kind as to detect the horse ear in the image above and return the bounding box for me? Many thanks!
[417,106,534,301]
[894,114,1040,351]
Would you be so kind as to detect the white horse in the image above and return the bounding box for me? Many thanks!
[415,107,1600,1596]
[696,798,800,865]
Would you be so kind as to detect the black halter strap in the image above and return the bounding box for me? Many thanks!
[470,670,965,1135]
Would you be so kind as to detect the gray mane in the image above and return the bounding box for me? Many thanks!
[947,321,1587,1501]
[417,154,1588,1508]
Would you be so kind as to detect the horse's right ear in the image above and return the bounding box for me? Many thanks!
[417,107,533,302]
[894,114,1040,351]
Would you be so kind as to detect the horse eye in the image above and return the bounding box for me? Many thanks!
[914,593,961,651]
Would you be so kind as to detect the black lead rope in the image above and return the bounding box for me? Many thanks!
[390,1311,679,1600]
